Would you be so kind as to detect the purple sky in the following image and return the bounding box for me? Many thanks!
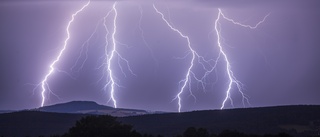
[1,0,320,112]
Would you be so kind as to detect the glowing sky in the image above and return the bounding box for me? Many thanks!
[1,0,320,112]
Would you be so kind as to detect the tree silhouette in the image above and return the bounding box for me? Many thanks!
[63,115,133,137]
[197,128,210,137]
[183,127,197,137]
[219,130,245,137]
[181,127,210,137]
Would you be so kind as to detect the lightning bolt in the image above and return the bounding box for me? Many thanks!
[153,5,195,112]
[154,4,214,112]
[107,2,118,108]
[70,20,102,75]
[215,9,270,109]
[101,2,136,108]
[138,6,159,70]
[220,10,270,29]
[39,1,90,107]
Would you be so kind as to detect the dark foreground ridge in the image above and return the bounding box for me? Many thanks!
[0,111,88,137]
[119,105,320,136]
[0,105,320,137]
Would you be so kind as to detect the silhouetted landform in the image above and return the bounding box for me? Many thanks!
[63,115,142,137]
[119,105,320,137]
[0,111,87,137]
[38,101,114,113]
[0,105,320,137]
[52,115,297,137]
[37,101,152,117]
[0,110,13,114]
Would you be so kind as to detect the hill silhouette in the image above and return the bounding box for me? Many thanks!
[0,105,320,137]
[0,110,12,114]
[37,101,150,117]
[38,101,114,113]
[119,105,320,136]
[0,111,87,137]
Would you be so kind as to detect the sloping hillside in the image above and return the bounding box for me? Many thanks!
[0,111,87,137]
[0,105,319,137]
[119,105,320,137]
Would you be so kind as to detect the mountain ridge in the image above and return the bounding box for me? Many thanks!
[36,101,151,117]
[119,105,320,136]
[1,103,320,137]
[38,101,114,113]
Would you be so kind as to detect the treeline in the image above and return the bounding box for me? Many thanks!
[175,127,293,137]
[1,115,297,137]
